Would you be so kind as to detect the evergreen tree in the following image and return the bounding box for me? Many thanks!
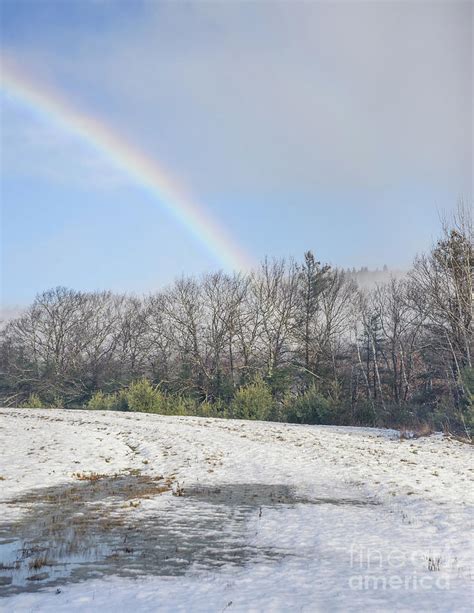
[297,251,330,376]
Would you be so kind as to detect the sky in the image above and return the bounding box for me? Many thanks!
[0,0,472,307]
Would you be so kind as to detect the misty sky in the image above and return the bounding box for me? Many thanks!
[1,0,472,306]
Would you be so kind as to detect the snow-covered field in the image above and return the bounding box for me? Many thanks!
[0,408,472,612]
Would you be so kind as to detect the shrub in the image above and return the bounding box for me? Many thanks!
[21,393,46,409]
[88,380,165,413]
[266,367,293,398]
[125,379,166,413]
[284,385,336,425]
[164,394,195,416]
[50,395,65,409]
[196,399,226,418]
[88,391,117,411]
[229,376,273,421]
[354,401,378,427]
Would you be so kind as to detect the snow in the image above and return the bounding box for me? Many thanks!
[0,408,472,612]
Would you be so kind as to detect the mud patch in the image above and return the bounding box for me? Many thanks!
[0,478,377,596]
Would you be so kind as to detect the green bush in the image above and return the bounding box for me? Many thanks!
[196,399,226,418]
[88,389,128,411]
[354,401,378,427]
[89,384,229,418]
[21,393,46,409]
[125,379,166,413]
[266,367,293,398]
[284,385,336,425]
[88,380,165,413]
[164,394,195,416]
[50,395,65,409]
[88,390,118,411]
[229,376,273,420]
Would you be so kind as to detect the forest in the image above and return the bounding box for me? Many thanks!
[1,205,472,435]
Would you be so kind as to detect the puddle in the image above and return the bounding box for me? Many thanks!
[182,484,378,508]
[0,477,377,596]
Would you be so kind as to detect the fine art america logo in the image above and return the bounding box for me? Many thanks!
[348,544,457,591]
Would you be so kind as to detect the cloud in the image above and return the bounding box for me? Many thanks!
[0,96,132,190]
[1,1,472,200]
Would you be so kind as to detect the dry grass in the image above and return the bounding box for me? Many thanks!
[72,468,148,482]
[172,482,185,497]
[444,432,473,445]
[28,555,53,570]
[399,423,434,440]
[8,473,174,507]
[72,471,110,482]
[427,555,442,571]
[0,561,20,570]
[2,471,179,589]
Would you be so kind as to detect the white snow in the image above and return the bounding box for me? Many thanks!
[0,408,472,612]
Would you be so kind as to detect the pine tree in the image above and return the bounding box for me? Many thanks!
[297,251,330,376]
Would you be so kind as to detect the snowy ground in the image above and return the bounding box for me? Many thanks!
[0,408,472,612]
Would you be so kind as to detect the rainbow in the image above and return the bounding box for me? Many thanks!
[0,58,254,271]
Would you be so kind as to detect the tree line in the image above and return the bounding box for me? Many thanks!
[1,204,472,434]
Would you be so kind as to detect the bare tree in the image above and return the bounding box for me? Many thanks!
[252,258,299,379]
[410,202,473,405]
